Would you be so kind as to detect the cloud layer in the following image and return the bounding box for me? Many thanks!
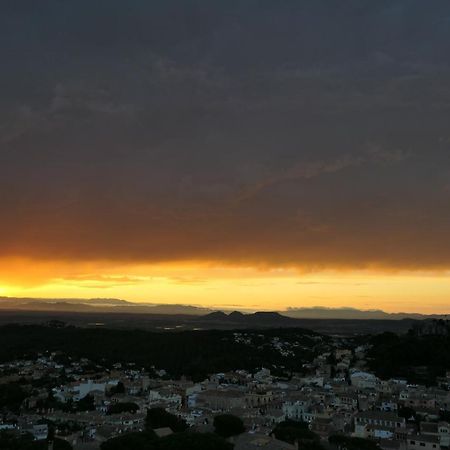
[2,1,450,270]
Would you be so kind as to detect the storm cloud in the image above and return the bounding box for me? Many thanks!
[2,0,450,270]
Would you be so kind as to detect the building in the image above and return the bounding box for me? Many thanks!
[407,434,440,450]
[196,389,246,411]
[354,411,405,439]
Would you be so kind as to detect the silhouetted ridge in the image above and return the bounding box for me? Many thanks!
[247,311,295,325]
[201,310,297,327]
[228,311,246,321]
[203,311,229,320]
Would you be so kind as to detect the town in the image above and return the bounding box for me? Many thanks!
[1,327,449,450]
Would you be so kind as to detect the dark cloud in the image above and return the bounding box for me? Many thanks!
[1,1,450,269]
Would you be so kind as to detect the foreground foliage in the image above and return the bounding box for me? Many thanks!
[272,420,323,447]
[368,322,450,384]
[0,324,320,381]
[213,414,245,438]
[100,431,232,450]
[0,432,72,450]
[328,434,379,450]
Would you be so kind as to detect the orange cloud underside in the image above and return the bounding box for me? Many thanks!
[1,258,449,314]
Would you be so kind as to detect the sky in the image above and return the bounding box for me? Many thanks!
[1,0,450,313]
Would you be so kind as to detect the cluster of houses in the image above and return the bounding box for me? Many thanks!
[0,340,449,450]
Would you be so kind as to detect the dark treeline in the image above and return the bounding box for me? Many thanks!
[368,320,450,384]
[3,321,448,384]
[0,324,319,381]
[101,408,238,450]
[0,432,72,450]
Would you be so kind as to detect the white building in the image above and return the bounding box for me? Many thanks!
[350,371,379,390]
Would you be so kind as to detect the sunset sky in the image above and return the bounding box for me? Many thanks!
[2,1,450,313]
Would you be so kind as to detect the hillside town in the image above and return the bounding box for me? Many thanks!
[1,331,449,450]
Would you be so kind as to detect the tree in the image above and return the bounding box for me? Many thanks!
[107,402,139,415]
[398,406,417,421]
[158,432,233,450]
[214,414,245,438]
[33,439,73,450]
[440,410,450,422]
[100,432,157,450]
[74,394,95,412]
[299,442,326,450]
[145,408,188,433]
[0,383,28,413]
[0,432,72,450]
[108,381,125,396]
[272,421,319,445]
[329,434,379,450]
[0,431,34,450]
[0,325,324,383]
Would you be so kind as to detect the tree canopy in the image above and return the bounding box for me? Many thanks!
[329,434,379,450]
[145,408,188,433]
[100,430,232,450]
[158,432,233,450]
[213,414,245,438]
[0,432,72,450]
[107,402,139,415]
[272,420,320,445]
[0,325,319,382]
[100,431,157,450]
[368,325,450,384]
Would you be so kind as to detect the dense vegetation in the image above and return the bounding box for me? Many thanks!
[100,431,157,450]
[0,432,72,450]
[107,402,139,415]
[145,407,188,433]
[0,324,321,381]
[101,409,233,450]
[368,320,450,384]
[213,414,245,438]
[272,420,324,449]
[102,431,234,450]
[0,383,29,413]
[156,432,233,450]
[328,434,379,450]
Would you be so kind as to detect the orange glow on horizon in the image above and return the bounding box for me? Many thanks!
[0,258,450,314]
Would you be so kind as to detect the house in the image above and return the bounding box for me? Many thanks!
[53,379,118,403]
[148,387,182,406]
[311,417,335,438]
[282,395,310,421]
[350,371,379,390]
[254,368,272,383]
[264,408,285,425]
[366,423,396,440]
[22,424,49,441]
[380,400,399,412]
[73,380,118,401]
[420,422,450,448]
[407,434,440,450]
[354,411,405,439]
[402,393,437,410]
[153,427,173,438]
[379,439,403,450]
[334,393,358,410]
[246,391,274,409]
[196,389,246,411]
[335,349,352,360]
[437,422,450,447]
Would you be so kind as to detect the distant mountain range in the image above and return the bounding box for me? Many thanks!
[284,307,449,320]
[0,297,448,320]
[201,310,301,327]
[0,297,211,315]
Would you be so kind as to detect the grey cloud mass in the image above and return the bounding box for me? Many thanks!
[1,0,450,269]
